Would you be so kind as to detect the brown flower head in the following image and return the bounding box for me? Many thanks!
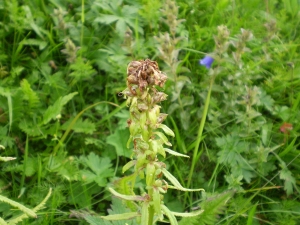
[127,59,167,95]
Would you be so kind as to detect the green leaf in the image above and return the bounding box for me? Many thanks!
[154,132,172,146]
[161,205,178,225]
[162,168,204,192]
[181,96,194,107]
[279,167,296,196]
[43,92,78,124]
[247,203,258,225]
[69,58,96,85]
[95,15,119,25]
[61,117,96,134]
[107,129,131,158]
[84,197,139,225]
[84,153,112,175]
[259,89,274,111]
[108,188,145,202]
[179,190,235,225]
[172,209,204,218]
[22,38,47,50]
[20,79,40,109]
[94,0,142,36]
[23,157,37,176]
[216,134,248,167]
[158,124,175,137]
[0,195,37,218]
[84,215,108,225]
[80,152,114,187]
[122,160,136,173]
[101,212,140,221]
[164,148,189,158]
[180,110,190,130]
[19,120,43,137]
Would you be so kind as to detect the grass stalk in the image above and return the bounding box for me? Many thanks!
[185,75,215,205]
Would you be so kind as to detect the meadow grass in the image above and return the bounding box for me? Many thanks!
[0,0,299,224]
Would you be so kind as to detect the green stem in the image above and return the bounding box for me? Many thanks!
[148,205,154,225]
[185,75,215,205]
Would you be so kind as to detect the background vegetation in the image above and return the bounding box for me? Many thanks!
[0,0,299,224]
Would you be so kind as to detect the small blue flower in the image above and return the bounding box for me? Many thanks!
[199,56,214,69]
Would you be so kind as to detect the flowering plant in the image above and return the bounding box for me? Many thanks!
[101,60,204,224]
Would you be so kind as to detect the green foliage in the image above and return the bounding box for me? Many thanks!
[84,197,139,225]
[179,190,235,225]
[43,92,78,125]
[94,0,143,36]
[20,79,40,110]
[79,152,114,187]
[0,150,52,224]
[0,0,299,224]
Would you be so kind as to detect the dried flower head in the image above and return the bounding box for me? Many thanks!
[126,59,167,94]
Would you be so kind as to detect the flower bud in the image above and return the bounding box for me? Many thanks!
[129,120,139,136]
[148,107,159,125]
[137,103,148,112]
[141,125,149,141]
[157,113,168,124]
[127,75,138,84]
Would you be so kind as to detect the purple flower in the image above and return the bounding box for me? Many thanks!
[199,56,214,69]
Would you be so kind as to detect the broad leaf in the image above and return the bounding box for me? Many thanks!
[80,152,114,187]
[43,92,78,124]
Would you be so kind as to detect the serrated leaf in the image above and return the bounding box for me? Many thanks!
[80,153,113,186]
[279,167,296,195]
[0,156,16,162]
[20,79,40,109]
[61,117,96,134]
[0,195,37,218]
[43,92,78,124]
[172,209,204,218]
[179,190,235,225]
[23,157,37,176]
[162,168,204,192]
[84,215,108,225]
[19,120,42,137]
[94,0,142,36]
[69,58,96,85]
[161,205,178,225]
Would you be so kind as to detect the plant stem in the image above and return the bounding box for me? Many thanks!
[185,75,215,205]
